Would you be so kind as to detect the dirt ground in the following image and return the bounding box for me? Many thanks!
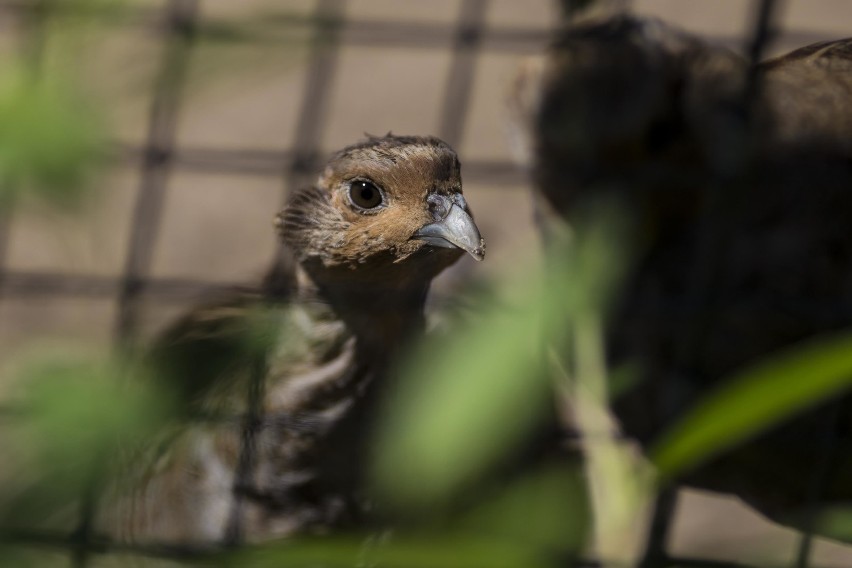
[2,0,852,565]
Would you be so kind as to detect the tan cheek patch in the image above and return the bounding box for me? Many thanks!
[365,204,430,243]
[330,200,432,262]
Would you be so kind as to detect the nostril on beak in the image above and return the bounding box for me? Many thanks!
[453,193,469,212]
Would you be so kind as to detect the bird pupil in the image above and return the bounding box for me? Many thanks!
[350,180,381,209]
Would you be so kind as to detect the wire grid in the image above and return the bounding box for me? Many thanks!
[0,0,843,567]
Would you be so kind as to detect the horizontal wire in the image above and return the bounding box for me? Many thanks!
[109,142,530,186]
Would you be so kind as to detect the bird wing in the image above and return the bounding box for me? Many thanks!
[148,287,282,415]
[97,286,286,543]
[758,37,852,152]
[762,37,852,70]
[148,246,298,415]
[103,264,362,543]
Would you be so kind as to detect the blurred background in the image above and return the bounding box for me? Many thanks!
[3,0,852,566]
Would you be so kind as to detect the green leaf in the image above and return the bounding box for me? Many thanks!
[0,548,67,568]
[652,331,852,478]
[456,466,590,554]
[371,210,627,511]
[371,273,555,510]
[0,63,105,206]
[0,353,173,528]
[229,534,549,568]
[815,507,852,544]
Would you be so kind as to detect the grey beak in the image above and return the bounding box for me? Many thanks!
[413,194,486,261]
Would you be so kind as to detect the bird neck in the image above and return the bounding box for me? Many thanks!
[294,262,430,363]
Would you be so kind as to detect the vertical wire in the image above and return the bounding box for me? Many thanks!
[436,0,489,149]
[69,2,199,566]
[794,402,841,568]
[113,0,199,347]
[282,0,345,202]
[223,0,347,546]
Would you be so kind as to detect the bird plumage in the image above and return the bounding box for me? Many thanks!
[516,14,852,530]
[100,134,485,544]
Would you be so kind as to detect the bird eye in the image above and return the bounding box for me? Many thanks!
[348,180,384,210]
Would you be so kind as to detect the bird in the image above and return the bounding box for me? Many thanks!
[98,134,485,545]
[511,13,852,532]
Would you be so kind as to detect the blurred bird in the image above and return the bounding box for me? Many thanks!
[102,134,485,544]
[511,14,852,531]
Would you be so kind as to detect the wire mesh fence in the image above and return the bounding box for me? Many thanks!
[0,0,850,567]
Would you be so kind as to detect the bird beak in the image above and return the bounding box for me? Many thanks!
[413,193,486,261]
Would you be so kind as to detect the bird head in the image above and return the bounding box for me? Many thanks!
[277,135,485,286]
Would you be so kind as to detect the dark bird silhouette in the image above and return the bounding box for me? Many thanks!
[512,14,852,531]
[102,134,485,543]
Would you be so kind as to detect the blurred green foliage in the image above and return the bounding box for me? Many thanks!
[0,353,172,531]
[652,331,852,480]
[372,212,628,514]
[0,63,105,206]
[455,465,590,554]
[231,535,550,568]
[0,548,68,568]
[817,507,852,543]
[0,0,122,208]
